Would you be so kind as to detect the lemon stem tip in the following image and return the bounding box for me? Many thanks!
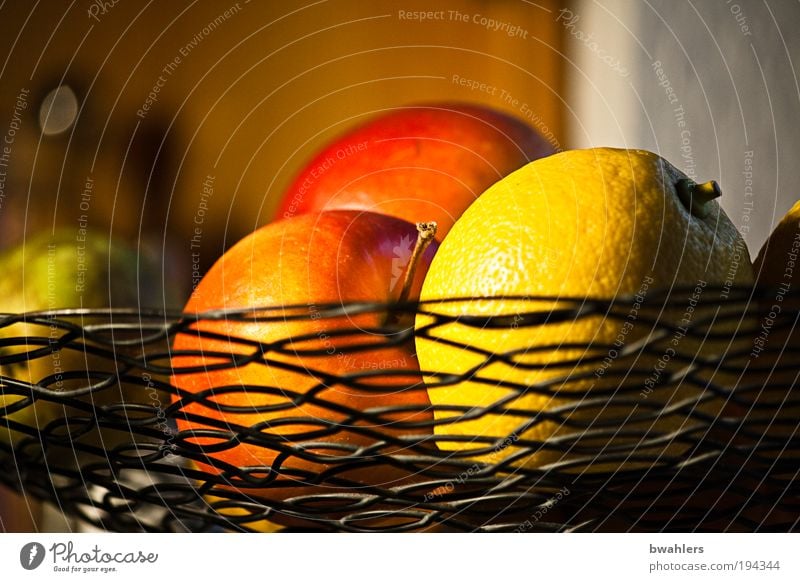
[676,179,721,219]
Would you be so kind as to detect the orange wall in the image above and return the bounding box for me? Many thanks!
[0,1,565,275]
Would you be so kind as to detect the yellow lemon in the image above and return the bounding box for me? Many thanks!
[753,199,800,303]
[415,147,754,471]
[742,201,800,458]
[751,198,800,363]
[1,229,179,446]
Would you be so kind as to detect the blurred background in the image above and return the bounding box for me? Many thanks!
[1,0,798,531]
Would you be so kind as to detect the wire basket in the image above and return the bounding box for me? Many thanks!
[1,285,798,532]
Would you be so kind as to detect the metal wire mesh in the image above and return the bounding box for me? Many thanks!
[1,285,798,532]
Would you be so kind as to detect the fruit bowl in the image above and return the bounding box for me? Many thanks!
[1,286,798,532]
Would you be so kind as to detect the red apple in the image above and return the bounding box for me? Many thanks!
[277,103,555,238]
[170,211,437,526]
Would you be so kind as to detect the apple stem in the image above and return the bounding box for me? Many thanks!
[385,221,437,327]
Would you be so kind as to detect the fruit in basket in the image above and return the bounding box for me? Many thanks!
[0,229,176,445]
[170,211,437,524]
[415,147,755,472]
[0,229,179,530]
[277,103,555,239]
[739,201,800,456]
[752,198,800,337]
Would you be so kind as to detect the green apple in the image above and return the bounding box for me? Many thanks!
[1,228,180,447]
[1,229,183,530]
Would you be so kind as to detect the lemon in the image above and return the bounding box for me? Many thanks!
[743,201,800,457]
[415,148,754,471]
[753,200,800,289]
[752,199,800,347]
